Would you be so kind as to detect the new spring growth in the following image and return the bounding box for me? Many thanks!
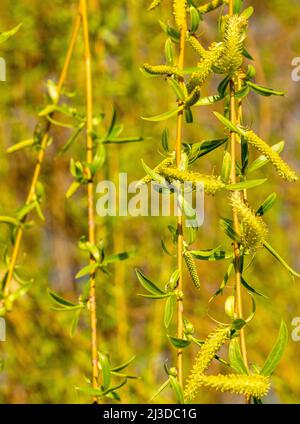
[138,155,175,186]
[183,249,200,289]
[143,63,182,77]
[184,326,232,403]
[187,42,224,93]
[240,129,298,182]
[230,192,268,252]
[197,374,270,399]
[173,0,187,30]
[157,167,226,195]
[217,14,248,75]
[148,0,163,11]
[198,0,229,15]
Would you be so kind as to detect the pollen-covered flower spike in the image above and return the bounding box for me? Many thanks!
[184,326,232,403]
[158,167,226,195]
[173,0,187,30]
[240,129,298,183]
[148,0,164,11]
[197,374,270,399]
[142,63,182,77]
[230,192,268,252]
[183,250,200,289]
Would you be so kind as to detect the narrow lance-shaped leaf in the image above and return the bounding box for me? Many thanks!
[260,321,288,376]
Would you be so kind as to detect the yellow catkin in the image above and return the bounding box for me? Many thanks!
[184,86,201,107]
[183,251,200,288]
[143,63,182,77]
[138,156,175,186]
[198,374,270,399]
[148,0,163,11]
[158,167,226,195]
[184,326,231,403]
[188,35,206,58]
[217,14,248,75]
[241,130,298,182]
[173,0,187,30]
[187,42,224,93]
[230,192,268,251]
[198,0,228,15]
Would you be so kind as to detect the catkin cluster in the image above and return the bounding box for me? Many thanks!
[158,167,226,195]
[183,250,200,288]
[173,0,187,30]
[138,156,175,186]
[184,326,231,403]
[241,130,298,182]
[217,14,248,75]
[230,192,268,251]
[187,42,224,93]
[198,374,270,399]
[148,0,163,11]
[143,63,182,77]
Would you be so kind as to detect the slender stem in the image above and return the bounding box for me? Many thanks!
[228,0,250,403]
[175,24,186,390]
[2,10,81,298]
[80,0,99,402]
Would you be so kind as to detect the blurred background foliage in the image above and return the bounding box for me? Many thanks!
[0,0,299,403]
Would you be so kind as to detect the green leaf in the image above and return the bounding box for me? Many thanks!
[195,93,225,106]
[141,106,183,122]
[226,178,267,191]
[47,289,77,308]
[220,219,241,243]
[164,295,175,328]
[188,138,227,163]
[247,81,285,97]
[111,356,136,372]
[75,263,99,279]
[214,112,241,134]
[256,193,277,216]
[234,84,250,99]
[161,128,170,152]
[191,247,233,261]
[105,108,117,140]
[241,6,254,19]
[241,276,268,299]
[148,379,170,403]
[0,24,22,44]
[167,78,185,101]
[165,38,174,65]
[7,139,34,154]
[190,6,200,32]
[98,352,111,391]
[168,335,191,348]
[0,216,19,227]
[75,387,103,397]
[104,136,143,144]
[138,293,171,299]
[8,283,32,303]
[263,241,300,278]
[70,309,81,338]
[103,250,135,264]
[169,375,184,404]
[57,126,84,156]
[210,262,234,299]
[135,269,165,295]
[247,141,284,174]
[229,338,249,375]
[260,321,288,376]
[141,159,166,185]
[242,46,254,60]
[66,181,81,199]
[221,152,232,183]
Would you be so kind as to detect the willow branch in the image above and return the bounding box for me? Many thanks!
[3,9,81,298]
[80,0,99,402]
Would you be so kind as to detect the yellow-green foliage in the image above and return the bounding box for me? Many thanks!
[184,326,231,402]
[138,156,175,186]
[198,374,270,399]
[217,14,248,74]
[198,0,228,15]
[158,167,226,195]
[230,192,268,251]
[188,35,206,57]
[184,86,201,107]
[241,130,298,182]
[183,250,200,288]
[148,0,163,11]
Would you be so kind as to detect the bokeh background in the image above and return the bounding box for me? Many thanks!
[0,0,299,403]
